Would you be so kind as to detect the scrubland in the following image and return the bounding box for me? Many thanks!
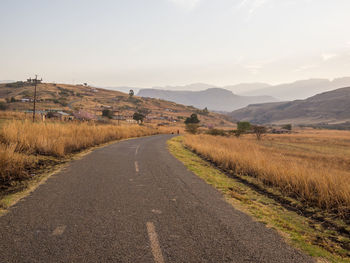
[0,120,158,186]
[183,129,350,217]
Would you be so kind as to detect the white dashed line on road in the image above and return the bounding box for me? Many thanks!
[146,222,165,263]
[52,225,66,236]
[135,161,139,173]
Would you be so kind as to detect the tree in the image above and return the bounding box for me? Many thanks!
[102,109,113,119]
[252,125,267,140]
[10,97,16,103]
[184,113,200,134]
[0,102,7,111]
[185,123,199,134]
[198,107,209,116]
[233,121,252,137]
[185,113,200,124]
[137,107,151,117]
[73,110,96,121]
[129,89,134,97]
[237,121,251,132]
[133,112,145,124]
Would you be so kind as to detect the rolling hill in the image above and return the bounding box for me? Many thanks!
[137,87,277,112]
[0,81,233,126]
[229,86,350,125]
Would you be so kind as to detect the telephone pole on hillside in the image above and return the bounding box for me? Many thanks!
[32,75,41,122]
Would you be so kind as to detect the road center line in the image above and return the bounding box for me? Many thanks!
[135,145,140,155]
[146,222,165,263]
[135,161,139,173]
[52,225,66,236]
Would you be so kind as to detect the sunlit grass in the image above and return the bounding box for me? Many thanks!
[183,130,350,217]
[0,120,158,183]
[168,136,350,263]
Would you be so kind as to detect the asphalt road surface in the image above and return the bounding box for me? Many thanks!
[0,135,314,263]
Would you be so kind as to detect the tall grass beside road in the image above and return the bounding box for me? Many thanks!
[1,120,157,156]
[0,120,158,186]
[183,132,350,217]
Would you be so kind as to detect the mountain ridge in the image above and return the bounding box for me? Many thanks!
[229,86,350,125]
[137,87,278,112]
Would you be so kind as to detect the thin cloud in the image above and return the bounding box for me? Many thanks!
[322,53,338,61]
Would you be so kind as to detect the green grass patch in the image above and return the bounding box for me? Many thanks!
[167,136,350,263]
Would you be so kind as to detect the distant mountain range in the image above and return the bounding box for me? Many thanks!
[229,86,350,125]
[137,88,278,112]
[237,77,350,100]
[137,77,350,111]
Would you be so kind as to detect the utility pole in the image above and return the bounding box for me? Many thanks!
[32,75,39,122]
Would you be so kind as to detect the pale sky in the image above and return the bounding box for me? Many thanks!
[1,0,350,88]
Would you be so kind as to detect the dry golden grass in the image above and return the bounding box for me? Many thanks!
[0,120,159,184]
[183,130,350,216]
[0,111,28,120]
[1,120,157,156]
[0,143,36,184]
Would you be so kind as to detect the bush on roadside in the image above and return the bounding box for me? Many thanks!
[185,123,199,134]
[206,128,226,136]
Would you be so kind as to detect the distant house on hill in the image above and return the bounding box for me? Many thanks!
[46,111,72,121]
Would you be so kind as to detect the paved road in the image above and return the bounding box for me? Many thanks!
[0,135,313,263]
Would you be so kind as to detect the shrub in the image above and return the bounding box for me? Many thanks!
[206,128,226,136]
[237,121,251,132]
[102,109,113,119]
[185,113,200,124]
[0,102,8,111]
[185,123,199,134]
[133,112,145,123]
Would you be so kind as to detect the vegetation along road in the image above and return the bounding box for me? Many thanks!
[0,135,313,262]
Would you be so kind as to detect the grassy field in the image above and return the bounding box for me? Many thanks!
[183,130,350,217]
[0,120,159,193]
[168,136,350,262]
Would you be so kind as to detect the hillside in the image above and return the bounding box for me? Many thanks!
[229,86,350,125]
[239,77,350,100]
[0,81,233,126]
[137,87,277,112]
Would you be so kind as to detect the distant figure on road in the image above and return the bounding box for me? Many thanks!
[177,130,180,134]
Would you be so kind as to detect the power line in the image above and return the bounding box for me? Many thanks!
[32,75,41,122]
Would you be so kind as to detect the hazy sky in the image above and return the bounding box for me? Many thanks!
[1,0,350,88]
